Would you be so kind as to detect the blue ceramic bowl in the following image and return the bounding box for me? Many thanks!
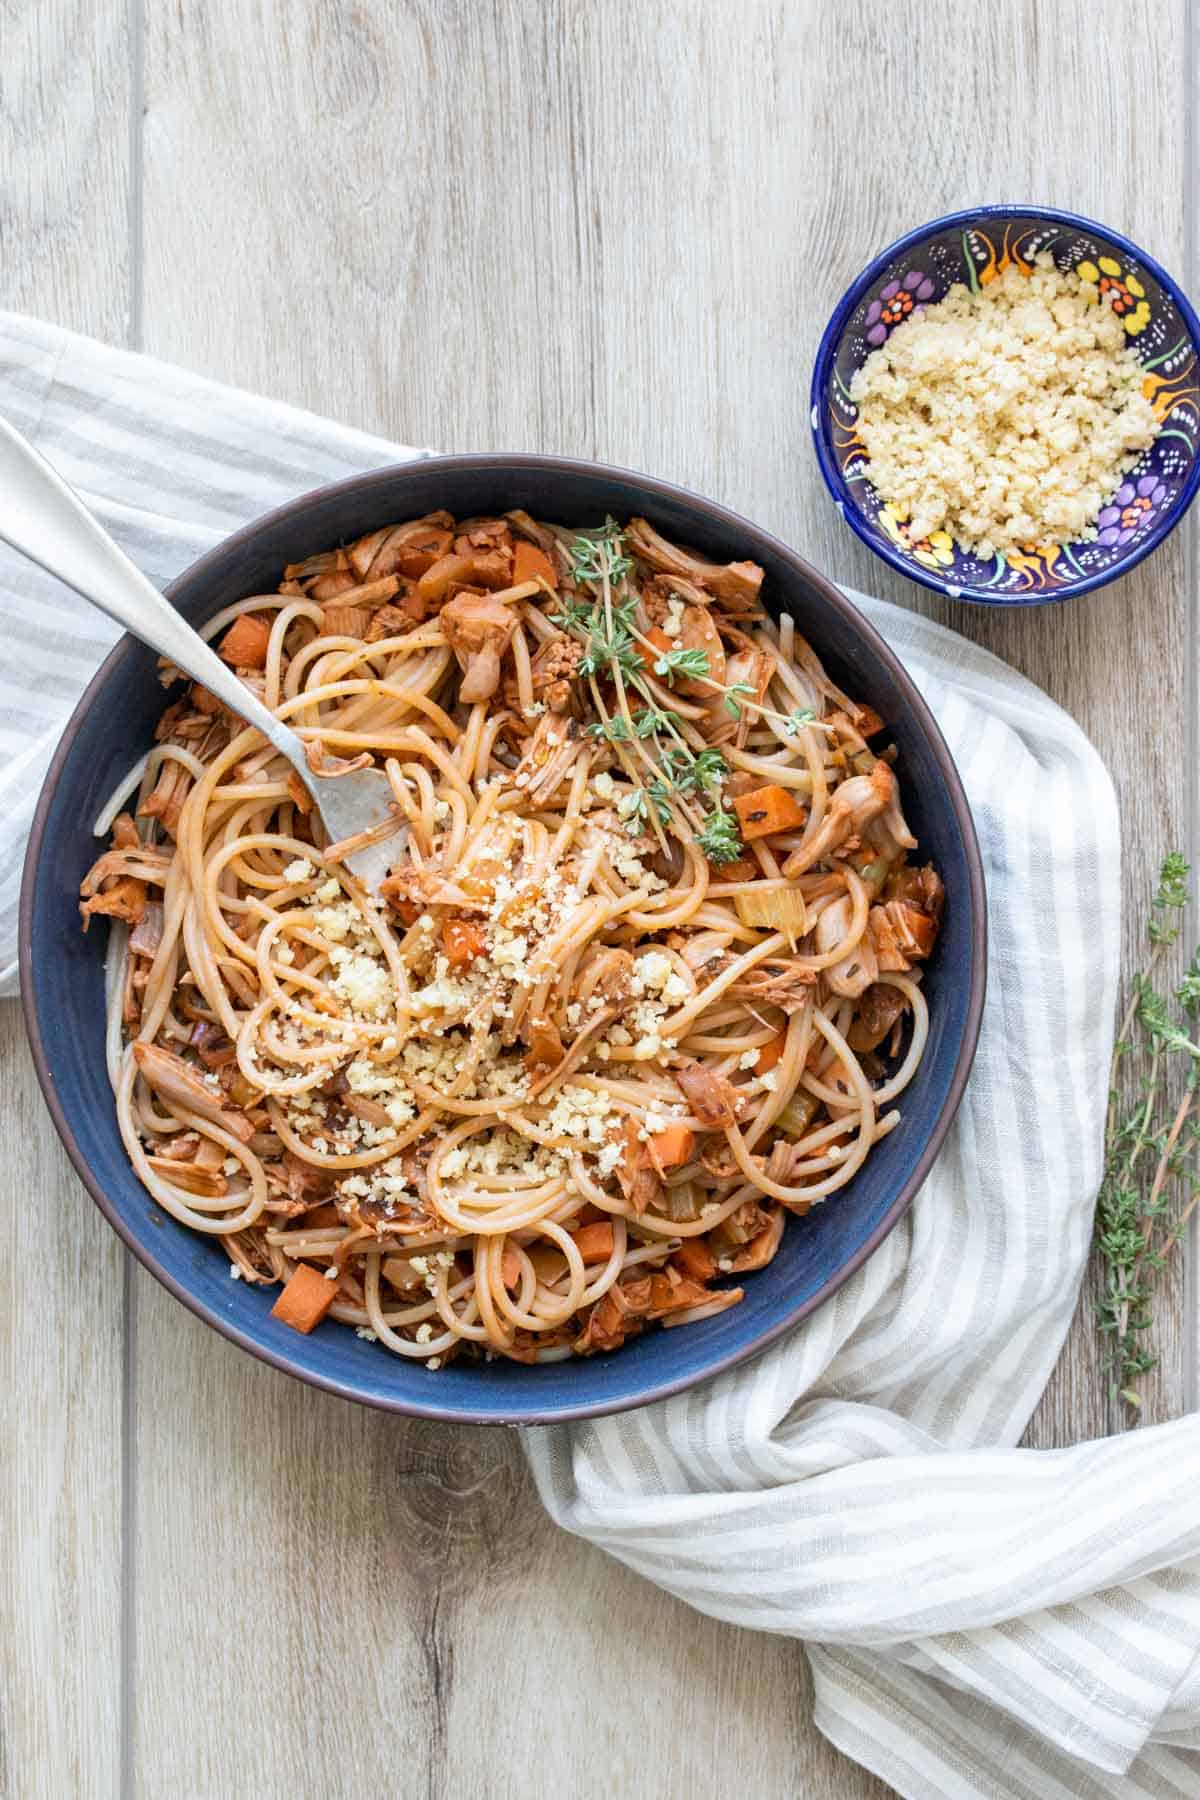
[20,455,985,1423]
[812,205,1200,604]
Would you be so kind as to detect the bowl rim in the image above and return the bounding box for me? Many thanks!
[19,450,988,1424]
[810,202,1200,606]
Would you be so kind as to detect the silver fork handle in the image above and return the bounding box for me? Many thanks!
[0,412,309,780]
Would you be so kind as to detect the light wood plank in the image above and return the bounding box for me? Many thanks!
[0,4,132,1792]
[123,0,1192,1796]
[0,1,132,345]
[132,1326,875,1799]
[0,1004,125,1800]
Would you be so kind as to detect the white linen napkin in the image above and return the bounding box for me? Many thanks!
[3,312,1199,1800]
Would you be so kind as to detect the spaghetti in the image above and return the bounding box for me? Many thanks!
[80,509,943,1366]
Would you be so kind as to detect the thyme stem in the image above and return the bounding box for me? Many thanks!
[1095,854,1200,1416]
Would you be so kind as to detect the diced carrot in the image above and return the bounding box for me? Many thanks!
[300,1203,342,1228]
[675,1239,717,1281]
[755,1029,788,1075]
[443,917,486,967]
[638,1123,695,1173]
[456,547,513,589]
[512,539,558,588]
[396,528,454,579]
[217,613,271,670]
[501,1247,522,1289]
[270,1263,339,1334]
[637,625,674,670]
[732,784,807,841]
[572,1222,616,1264]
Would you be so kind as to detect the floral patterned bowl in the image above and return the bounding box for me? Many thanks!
[811,205,1200,604]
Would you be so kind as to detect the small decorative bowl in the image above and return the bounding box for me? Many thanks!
[811,205,1200,604]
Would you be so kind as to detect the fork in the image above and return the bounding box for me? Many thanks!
[0,413,403,892]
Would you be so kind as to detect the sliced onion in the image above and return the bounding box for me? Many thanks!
[777,1094,819,1136]
[658,1181,705,1222]
[734,883,808,935]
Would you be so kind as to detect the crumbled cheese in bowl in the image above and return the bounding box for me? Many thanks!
[849,254,1159,560]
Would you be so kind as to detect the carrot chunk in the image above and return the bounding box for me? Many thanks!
[512,540,558,588]
[732,784,807,841]
[755,1029,788,1075]
[300,1203,342,1229]
[443,917,486,968]
[270,1263,339,1334]
[675,1239,717,1281]
[572,1222,616,1264]
[395,528,454,578]
[217,613,271,670]
[638,1123,695,1173]
[501,1247,522,1289]
[637,625,674,670]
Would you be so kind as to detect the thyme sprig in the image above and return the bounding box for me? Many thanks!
[555,522,742,860]
[1095,854,1200,1415]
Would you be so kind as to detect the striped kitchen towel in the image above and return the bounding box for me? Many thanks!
[3,312,1199,1800]
[0,314,429,994]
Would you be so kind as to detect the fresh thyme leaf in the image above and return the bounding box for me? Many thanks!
[616,781,672,835]
[579,620,640,681]
[662,746,729,797]
[1095,853,1200,1417]
[653,646,711,685]
[690,747,729,793]
[551,596,595,632]
[1177,950,1200,1019]
[633,706,678,739]
[1149,852,1190,944]
[1156,852,1190,911]
[569,519,633,588]
[784,707,817,734]
[584,716,631,742]
[656,748,686,791]
[696,805,743,866]
[647,778,673,823]
[554,535,745,866]
[617,789,647,829]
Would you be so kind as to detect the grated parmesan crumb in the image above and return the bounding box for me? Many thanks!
[850,255,1159,560]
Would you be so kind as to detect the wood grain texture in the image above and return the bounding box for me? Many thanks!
[0,0,133,344]
[0,1004,124,1800]
[0,4,131,1794]
[2,0,1194,1795]
[139,0,1194,1445]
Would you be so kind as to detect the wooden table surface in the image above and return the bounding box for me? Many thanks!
[2,2,1196,1794]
